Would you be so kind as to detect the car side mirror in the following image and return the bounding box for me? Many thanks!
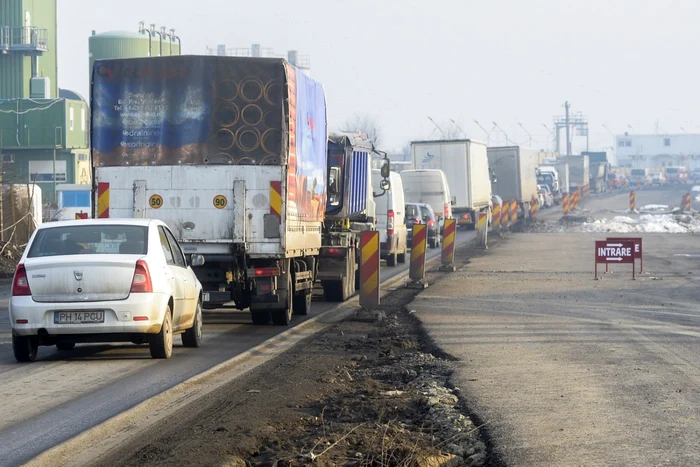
[451,196,457,206]
[190,254,205,267]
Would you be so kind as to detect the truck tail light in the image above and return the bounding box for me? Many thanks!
[323,248,345,257]
[12,264,31,296]
[252,267,281,277]
[387,210,395,235]
[444,202,449,218]
[131,260,153,293]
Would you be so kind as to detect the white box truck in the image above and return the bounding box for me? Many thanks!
[487,146,540,218]
[411,139,492,229]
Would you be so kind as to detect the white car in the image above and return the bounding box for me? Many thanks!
[537,184,554,208]
[9,219,204,362]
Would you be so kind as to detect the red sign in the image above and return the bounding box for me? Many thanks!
[595,240,636,279]
[607,237,643,273]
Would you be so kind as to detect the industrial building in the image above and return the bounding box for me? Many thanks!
[207,43,311,74]
[615,133,700,168]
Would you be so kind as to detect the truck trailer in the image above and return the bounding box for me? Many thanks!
[487,146,539,218]
[411,139,492,229]
[91,55,328,325]
[561,155,590,191]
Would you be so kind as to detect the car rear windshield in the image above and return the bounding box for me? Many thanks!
[28,225,148,258]
[631,169,646,176]
[666,168,679,174]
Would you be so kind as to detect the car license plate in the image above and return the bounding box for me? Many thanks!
[54,311,105,324]
[202,293,210,302]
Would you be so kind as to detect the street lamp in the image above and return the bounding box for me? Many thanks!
[517,122,532,147]
[492,121,510,145]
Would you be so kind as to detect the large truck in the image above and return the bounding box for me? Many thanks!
[582,151,610,193]
[91,56,328,326]
[411,139,492,229]
[487,146,539,218]
[318,134,376,301]
[560,155,590,191]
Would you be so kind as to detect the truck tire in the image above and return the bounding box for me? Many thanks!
[387,252,397,267]
[251,311,271,325]
[149,308,173,359]
[56,342,76,351]
[398,247,407,264]
[13,335,38,362]
[293,292,311,316]
[272,273,294,325]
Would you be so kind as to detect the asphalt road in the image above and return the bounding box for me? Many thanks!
[0,229,474,466]
[413,185,700,465]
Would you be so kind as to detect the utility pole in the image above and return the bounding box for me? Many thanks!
[564,101,571,155]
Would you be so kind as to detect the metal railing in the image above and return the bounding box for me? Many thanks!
[0,26,49,53]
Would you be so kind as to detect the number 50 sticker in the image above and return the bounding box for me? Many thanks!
[213,195,228,209]
[149,194,163,209]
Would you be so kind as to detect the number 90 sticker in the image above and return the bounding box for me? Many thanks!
[213,195,228,209]
[149,194,163,209]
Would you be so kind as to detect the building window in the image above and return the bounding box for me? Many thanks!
[29,160,67,183]
[69,107,74,131]
[78,153,88,161]
[81,108,86,131]
[625,141,632,147]
[664,138,671,147]
[60,191,90,208]
[619,140,632,147]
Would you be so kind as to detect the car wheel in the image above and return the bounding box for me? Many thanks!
[13,335,38,363]
[387,252,397,267]
[149,307,173,359]
[397,247,407,264]
[182,300,203,348]
[56,342,76,351]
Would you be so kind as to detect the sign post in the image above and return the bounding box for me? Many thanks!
[408,224,429,288]
[629,190,636,212]
[607,237,643,273]
[595,240,636,280]
[359,231,380,309]
[440,218,457,272]
[562,193,570,215]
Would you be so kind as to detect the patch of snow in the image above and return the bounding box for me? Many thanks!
[640,204,669,211]
[691,185,700,192]
[582,214,700,234]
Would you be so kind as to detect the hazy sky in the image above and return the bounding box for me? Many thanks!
[58,0,700,152]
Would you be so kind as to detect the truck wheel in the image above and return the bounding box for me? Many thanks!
[272,274,294,325]
[13,335,38,363]
[293,292,311,316]
[251,311,271,325]
[149,308,173,359]
[323,280,344,301]
[387,252,397,267]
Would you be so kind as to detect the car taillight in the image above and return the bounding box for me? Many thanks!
[387,210,395,235]
[444,202,449,217]
[427,219,435,227]
[413,217,421,225]
[12,264,31,296]
[131,260,153,293]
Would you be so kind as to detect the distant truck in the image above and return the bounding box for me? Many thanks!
[487,146,539,218]
[319,134,376,302]
[560,155,590,191]
[411,139,492,229]
[582,151,609,193]
[91,55,328,326]
[540,161,570,202]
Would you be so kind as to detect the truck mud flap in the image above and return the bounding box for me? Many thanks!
[264,214,281,238]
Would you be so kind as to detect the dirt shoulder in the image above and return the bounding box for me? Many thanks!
[412,230,700,466]
[93,242,492,467]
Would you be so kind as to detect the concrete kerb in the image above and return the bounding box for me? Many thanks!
[27,240,476,467]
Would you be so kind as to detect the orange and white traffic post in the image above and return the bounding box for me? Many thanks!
[408,224,429,288]
[359,231,380,310]
[440,218,457,272]
[492,202,501,231]
[629,190,636,212]
[476,212,488,249]
[681,193,692,213]
[530,196,538,219]
[510,199,518,225]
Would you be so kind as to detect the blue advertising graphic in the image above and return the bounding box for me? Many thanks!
[292,67,327,219]
[91,56,288,167]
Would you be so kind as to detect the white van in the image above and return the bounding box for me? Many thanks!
[400,169,452,227]
[372,169,408,267]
